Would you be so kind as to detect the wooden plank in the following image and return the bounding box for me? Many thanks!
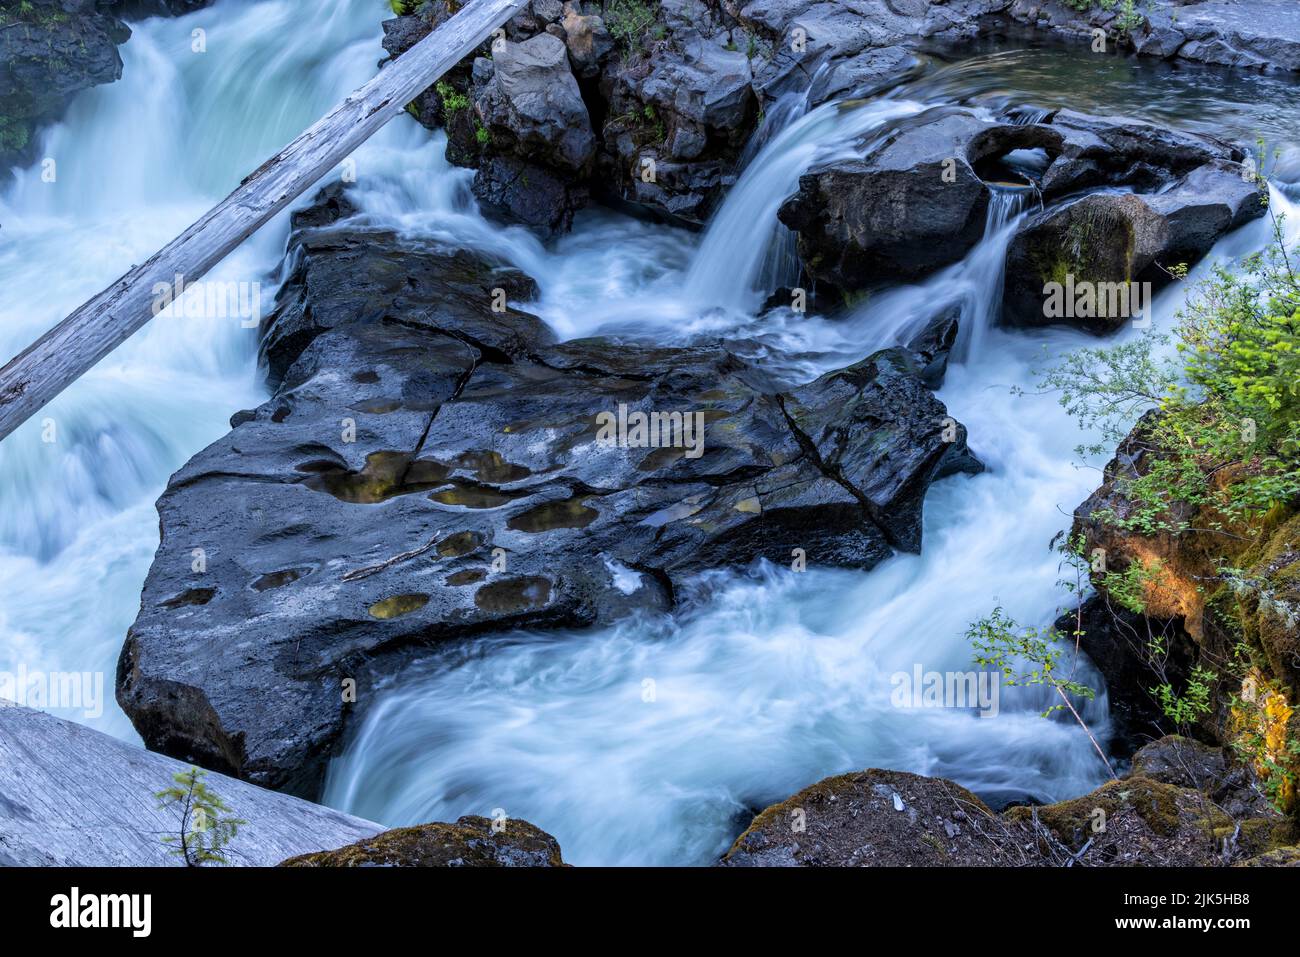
[0,0,526,443]
[0,703,382,866]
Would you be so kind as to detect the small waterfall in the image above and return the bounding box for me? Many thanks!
[682,99,925,313]
[960,185,1034,361]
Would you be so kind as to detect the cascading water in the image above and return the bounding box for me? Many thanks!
[5,0,1298,866]
[0,0,441,735]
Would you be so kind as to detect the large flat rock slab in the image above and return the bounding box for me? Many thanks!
[0,704,381,866]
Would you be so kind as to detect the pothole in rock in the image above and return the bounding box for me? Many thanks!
[506,496,599,532]
[367,593,430,620]
[297,451,450,504]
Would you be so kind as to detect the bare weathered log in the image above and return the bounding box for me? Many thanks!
[0,0,526,443]
[0,703,381,866]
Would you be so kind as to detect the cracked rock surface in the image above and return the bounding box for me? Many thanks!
[117,188,981,795]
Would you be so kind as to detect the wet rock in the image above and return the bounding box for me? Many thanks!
[119,192,979,795]
[1035,109,1246,198]
[0,0,130,173]
[259,186,550,387]
[1057,591,1196,755]
[906,304,960,389]
[1002,163,1266,332]
[781,348,983,552]
[778,108,993,292]
[280,816,566,867]
[806,45,922,103]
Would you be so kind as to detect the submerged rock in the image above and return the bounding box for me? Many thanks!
[280,816,566,867]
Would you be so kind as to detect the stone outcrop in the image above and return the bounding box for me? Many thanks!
[0,0,130,173]
[0,0,212,175]
[778,108,994,293]
[373,0,1298,237]
[1003,164,1266,331]
[117,187,982,796]
[1070,414,1300,814]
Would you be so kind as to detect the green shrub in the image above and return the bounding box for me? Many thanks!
[1036,210,1300,538]
[604,0,658,54]
[155,767,246,867]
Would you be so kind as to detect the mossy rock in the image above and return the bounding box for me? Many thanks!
[280,816,566,867]
[1236,845,1300,867]
[721,769,1032,867]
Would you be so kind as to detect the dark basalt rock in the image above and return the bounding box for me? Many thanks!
[906,305,960,389]
[119,189,981,796]
[777,102,1260,300]
[1002,161,1266,332]
[259,186,550,387]
[0,0,130,173]
[280,816,567,867]
[778,108,994,293]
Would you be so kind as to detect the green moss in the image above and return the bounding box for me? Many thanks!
[1009,775,1216,841]
[0,116,30,154]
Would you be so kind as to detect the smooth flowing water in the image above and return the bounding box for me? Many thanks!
[3,0,1296,864]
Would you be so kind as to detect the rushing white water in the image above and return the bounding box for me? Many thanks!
[0,0,425,734]
[4,0,1296,866]
[324,186,1297,866]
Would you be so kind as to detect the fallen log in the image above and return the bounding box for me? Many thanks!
[0,703,382,866]
[0,0,527,443]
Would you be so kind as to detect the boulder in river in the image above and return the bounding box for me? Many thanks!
[1002,161,1266,332]
[779,103,1260,300]
[0,0,130,173]
[118,189,982,796]
[778,108,993,294]
[280,815,567,867]
[721,748,1295,866]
